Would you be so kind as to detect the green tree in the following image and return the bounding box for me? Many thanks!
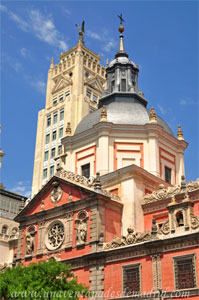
[0,258,88,300]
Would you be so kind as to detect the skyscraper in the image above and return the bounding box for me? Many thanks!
[32,24,106,196]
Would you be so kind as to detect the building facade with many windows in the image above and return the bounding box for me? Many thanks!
[15,23,199,299]
[32,28,106,197]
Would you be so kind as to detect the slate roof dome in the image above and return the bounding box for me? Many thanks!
[74,96,174,136]
[75,24,173,137]
[108,56,138,69]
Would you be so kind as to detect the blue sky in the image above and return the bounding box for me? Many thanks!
[0,0,198,197]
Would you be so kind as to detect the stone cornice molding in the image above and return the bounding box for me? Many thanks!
[100,164,170,190]
[62,121,188,154]
[59,232,199,270]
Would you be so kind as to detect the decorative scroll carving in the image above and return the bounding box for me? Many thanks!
[158,220,170,235]
[143,179,199,204]
[59,170,94,187]
[75,210,88,245]
[104,227,151,250]
[26,225,36,256]
[101,189,121,202]
[191,216,199,229]
[46,221,64,250]
[59,170,121,201]
[50,184,63,203]
[187,179,199,192]
[143,184,181,204]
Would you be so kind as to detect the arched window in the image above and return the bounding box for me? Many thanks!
[2,225,8,235]
[176,211,184,227]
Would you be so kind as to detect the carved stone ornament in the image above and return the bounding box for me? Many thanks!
[46,221,65,251]
[158,220,170,235]
[50,185,63,203]
[75,210,88,245]
[104,227,151,250]
[143,184,181,204]
[143,179,199,204]
[58,169,121,201]
[26,226,36,256]
[191,216,199,229]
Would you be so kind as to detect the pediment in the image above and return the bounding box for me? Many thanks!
[15,176,96,221]
[85,75,104,92]
[52,75,71,94]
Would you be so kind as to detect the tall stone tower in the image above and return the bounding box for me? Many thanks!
[32,23,106,196]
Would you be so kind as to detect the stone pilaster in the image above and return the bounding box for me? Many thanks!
[151,254,162,291]
[89,265,104,300]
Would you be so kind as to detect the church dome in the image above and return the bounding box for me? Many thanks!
[74,98,173,136]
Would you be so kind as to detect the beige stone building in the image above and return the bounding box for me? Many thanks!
[32,27,106,196]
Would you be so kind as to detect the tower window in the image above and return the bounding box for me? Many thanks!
[53,98,57,105]
[93,95,98,103]
[59,95,63,102]
[60,109,64,121]
[2,225,8,235]
[52,131,57,141]
[81,163,90,178]
[111,80,115,92]
[123,264,141,295]
[51,148,56,158]
[47,116,51,127]
[44,151,49,161]
[121,79,126,92]
[174,255,197,289]
[43,168,47,179]
[45,134,50,144]
[59,127,63,138]
[165,167,171,184]
[86,90,91,99]
[65,91,70,97]
[58,145,62,155]
[50,165,54,177]
[53,113,58,124]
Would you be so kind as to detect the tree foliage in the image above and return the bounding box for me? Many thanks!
[0,258,88,300]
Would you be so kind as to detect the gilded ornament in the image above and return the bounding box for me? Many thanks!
[177,125,184,141]
[149,107,157,124]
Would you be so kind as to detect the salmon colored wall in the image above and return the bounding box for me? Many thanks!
[104,256,153,298]
[161,247,199,291]
[105,207,121,242]
[26,183,89,216]
[144,208,168,230]
[193,200,199,216]
[73,267,90,287]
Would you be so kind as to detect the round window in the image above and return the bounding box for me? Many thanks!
[46,221,64,250]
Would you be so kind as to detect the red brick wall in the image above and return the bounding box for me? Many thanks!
[105,207,122,242]
[144,208,168,231]
[25,183,89,216]
[104,256,153,298]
